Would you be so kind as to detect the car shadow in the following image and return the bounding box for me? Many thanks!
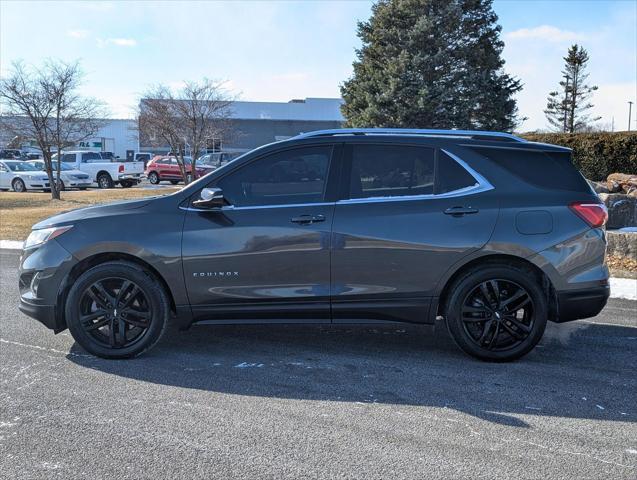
[68,320,636,429]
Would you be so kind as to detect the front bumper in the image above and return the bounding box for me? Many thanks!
[19,299,60,331]
[25,180,50,189]
[555,284,610,323]
[18,239,77,333]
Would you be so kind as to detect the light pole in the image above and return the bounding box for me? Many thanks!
[629,101,634,132]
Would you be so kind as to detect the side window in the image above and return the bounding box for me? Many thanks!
[217,146,331,207]
[62,153,76,163]
[348,144,434,199]
[436,152,479,194]
[81,152,102,163]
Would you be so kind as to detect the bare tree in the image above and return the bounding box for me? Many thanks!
[139,80,233,184]
[0,60,106,199]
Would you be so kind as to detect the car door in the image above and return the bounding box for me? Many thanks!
[181,144,339,323]
[330,143,499,324]
[0,162,10,188]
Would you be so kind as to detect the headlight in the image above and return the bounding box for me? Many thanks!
[24,225,73,250]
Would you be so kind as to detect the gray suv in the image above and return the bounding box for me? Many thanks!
[18,129,610,361]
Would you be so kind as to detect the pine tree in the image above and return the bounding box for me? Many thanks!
[340,0,523,131]
[545,44,600,133]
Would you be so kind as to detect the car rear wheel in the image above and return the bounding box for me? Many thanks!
[65,262,170,359]
[148,172,160,184]
[444,265,547,362]
[97,173,113,189]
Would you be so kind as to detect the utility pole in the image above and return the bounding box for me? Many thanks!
[629,101,634,132]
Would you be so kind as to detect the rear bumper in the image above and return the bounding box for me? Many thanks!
[117,174,141,181]
[555,285,610,323]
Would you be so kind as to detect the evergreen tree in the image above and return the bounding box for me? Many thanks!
[545,44,600,133]
[340,0,523,131]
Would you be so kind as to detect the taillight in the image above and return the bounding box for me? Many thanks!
[569,202,608,228]
[118,164,125,173]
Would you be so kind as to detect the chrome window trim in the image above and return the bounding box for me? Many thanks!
[181,149,493,211]
[336,148,493,206]
[180,201,336,213]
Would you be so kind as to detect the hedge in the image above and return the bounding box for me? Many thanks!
[520,132,637,181]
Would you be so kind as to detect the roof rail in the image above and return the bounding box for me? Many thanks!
[293,128,526,143]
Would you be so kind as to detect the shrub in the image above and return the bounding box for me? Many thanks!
[520,132,637,181]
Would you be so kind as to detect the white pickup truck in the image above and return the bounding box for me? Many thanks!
[55,151,144,188]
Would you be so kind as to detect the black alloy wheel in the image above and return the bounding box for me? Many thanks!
[460,279,534,352]
[66,262,169,358]
[444,265,547,362]
[79,277,151,349]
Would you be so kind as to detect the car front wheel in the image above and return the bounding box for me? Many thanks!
[148,172,159,184]
[65,262,170,359]
[12,178,26,192]
[444,265,547,362]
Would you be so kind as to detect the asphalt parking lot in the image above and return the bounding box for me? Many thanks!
[1,250,636,479]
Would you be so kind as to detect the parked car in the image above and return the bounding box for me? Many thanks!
[197,152,235,169]
[144,156,213,184]
[54,151,144,188]
[0,149,23,159]
[0,159,51,192]
[134,152,153,167]
[26,160,92,190]
[18,128,609,361]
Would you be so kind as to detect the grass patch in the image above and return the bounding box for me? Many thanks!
[0,188,180,240]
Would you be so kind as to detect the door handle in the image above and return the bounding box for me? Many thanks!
[444,206,479,217]
[291,214,326,225]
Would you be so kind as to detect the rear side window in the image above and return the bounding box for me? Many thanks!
[81,152,102,163]
[436,152,479,194]
[62,153,76,163]
[348,144,435,199]
[474,148,591,192]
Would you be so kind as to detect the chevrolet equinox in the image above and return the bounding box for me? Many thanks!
[18,129,610,361]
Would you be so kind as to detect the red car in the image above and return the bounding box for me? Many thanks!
[145,156,212,184]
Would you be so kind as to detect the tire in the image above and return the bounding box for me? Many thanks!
[120,180,133,188]
[148,172,160,184]
[170,180,179,185]
[444,265,547,362]
[97,173,113,189]
[12,178,26,193]
[65,261,170,359]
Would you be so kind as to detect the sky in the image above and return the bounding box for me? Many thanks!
[1,0,635,132]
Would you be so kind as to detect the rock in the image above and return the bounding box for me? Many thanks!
[587,179,609,194]
[599,193,637,229]
[607,173,637,195]
[606,231,637,261]
[607,180,622,193]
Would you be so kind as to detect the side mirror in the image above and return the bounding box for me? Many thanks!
[193,187,225,209]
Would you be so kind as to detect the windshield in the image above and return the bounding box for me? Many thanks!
[27,161,73,171]
[5,161,39,172]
